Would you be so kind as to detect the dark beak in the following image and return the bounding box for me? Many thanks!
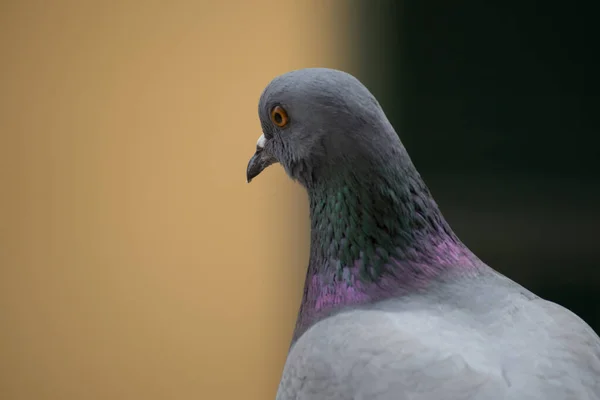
[246,147,276,183]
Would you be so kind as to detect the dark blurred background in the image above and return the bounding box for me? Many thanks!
[351,0,599,332]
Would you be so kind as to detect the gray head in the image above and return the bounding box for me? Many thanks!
[246,68,404,188]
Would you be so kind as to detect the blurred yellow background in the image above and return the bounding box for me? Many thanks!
[0,1,351,399]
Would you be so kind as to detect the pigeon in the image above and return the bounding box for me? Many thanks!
[246,68,600,400]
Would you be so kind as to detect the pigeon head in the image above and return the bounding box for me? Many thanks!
[246,68,402,187]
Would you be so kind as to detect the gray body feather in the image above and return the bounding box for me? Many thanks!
[278,271,600,400]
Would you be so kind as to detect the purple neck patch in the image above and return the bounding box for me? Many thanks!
[291,237,481,343]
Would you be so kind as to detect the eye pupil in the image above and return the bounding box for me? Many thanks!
[274,112,282,124]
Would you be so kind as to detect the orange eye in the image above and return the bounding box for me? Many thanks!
[270,106,289,127]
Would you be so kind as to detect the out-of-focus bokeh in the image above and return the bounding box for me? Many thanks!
[0,1,351,399]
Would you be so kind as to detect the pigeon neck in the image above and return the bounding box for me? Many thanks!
[307,164,463,277]
[292,163,481,344]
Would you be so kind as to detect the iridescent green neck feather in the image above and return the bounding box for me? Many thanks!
[307,161,457,282]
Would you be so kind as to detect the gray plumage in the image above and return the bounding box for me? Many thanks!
[246,68,600,400]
